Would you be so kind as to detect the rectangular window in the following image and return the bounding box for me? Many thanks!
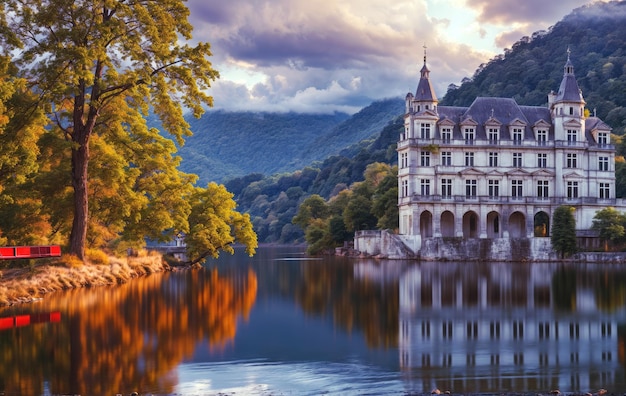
[441,179,452,198]
[537,130,548,146]
[441,128,452,143]
[513,128,523,145]
[598,133,609,146]
[567,181,579,199]
[420,151,431,166]
[566,153,577,168]
[400,152,408,168]
[466,180,477,198]
[488,180,500,198]
[600,183,610,199]
[441,151,452,166]
[421,179,431,196]
[465,152,474,167]
[421,123,431,139]
[537,153,547,168]
[567,129,577,145]
[513,153,523,167]
[599,156,609,171]
[512,180,523,199]
[402,180,409,197]
[488,128,499,144]
[489,152,498,167]
[537,180,549,198]
[464,128,475,145]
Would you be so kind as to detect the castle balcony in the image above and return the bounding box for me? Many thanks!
[398,138,571,150]
[399,195,617,207]
[590,143,615,151]
[554,140,588,149]
[398,138,614,151]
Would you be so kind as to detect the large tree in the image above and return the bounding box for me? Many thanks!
[0,0,218,260]
[591,207,626,251]
[0,56,50,246]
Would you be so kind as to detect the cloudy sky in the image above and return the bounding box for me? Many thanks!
[187,0,603,114]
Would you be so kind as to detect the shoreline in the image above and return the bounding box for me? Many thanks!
[0,252,174,307]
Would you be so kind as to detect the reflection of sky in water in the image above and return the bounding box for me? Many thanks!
[177,360,402,395]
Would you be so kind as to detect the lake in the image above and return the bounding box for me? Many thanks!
[1,246,625,395]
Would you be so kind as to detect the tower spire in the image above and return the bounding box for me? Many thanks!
[414,44,437,104]
[567,45,571,61]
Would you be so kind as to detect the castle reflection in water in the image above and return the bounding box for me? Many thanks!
[396,261,626,393]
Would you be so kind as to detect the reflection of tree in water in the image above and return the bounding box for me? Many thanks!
[551,266,626,313]
[0,268,257,395]
[595,271,626,312]
[294,258,398,348]
[552,266,577,311]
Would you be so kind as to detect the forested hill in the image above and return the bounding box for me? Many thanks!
[443,0,626,136]
[178,98,404,184]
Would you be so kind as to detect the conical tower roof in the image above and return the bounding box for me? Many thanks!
[555,48,584,103]
[415,49,438,102]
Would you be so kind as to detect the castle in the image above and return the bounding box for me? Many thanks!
[355,50,626,260]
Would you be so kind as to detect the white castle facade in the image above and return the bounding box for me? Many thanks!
[385,51,626,259]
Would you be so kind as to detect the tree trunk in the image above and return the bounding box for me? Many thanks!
[68,124,90,261]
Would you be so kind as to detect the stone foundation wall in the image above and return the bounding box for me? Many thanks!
[354,230,417,259]
[354,232,558,261]
[420,237,556,261]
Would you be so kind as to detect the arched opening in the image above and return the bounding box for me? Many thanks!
[509,211,526,238]
[534,211,550,237]
[463,211,479,238]
[487,211,500,238]
[441,211,455,237]
[420,211,433,237]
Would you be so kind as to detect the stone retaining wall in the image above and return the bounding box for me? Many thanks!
[354,232,557,261]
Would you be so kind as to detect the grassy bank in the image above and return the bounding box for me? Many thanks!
[0,250,170,306]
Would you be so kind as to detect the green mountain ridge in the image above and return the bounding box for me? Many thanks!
[179,98,404,184]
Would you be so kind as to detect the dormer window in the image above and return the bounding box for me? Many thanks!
[440,127,452,143]
[464,128,475,145]
[488,128,499,144]
[512,128,523,145]
[597,132,609,146]
[537,130,547,146]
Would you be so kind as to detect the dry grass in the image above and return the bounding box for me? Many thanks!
[0,250,170,306]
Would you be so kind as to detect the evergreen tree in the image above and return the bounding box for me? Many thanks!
[551,206,577,259]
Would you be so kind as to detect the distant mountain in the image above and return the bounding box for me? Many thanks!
[178,98,404,184]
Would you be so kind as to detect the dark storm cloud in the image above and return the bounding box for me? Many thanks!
[188,0,417,70]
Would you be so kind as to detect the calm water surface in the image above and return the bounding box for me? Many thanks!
[1,246,626,395]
